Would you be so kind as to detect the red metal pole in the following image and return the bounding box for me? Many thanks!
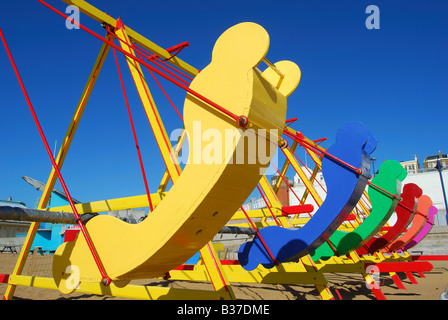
[240,206,279,266]
[283,129,363,175]
[256,185,281,227]
[0,27,111,286]
[37,0,247,128]
[112,46,154,212]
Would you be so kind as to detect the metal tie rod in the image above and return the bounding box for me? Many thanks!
[0,206,95,225]
[0,206,262,235]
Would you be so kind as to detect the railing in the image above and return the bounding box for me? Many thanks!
[404,166,447,175]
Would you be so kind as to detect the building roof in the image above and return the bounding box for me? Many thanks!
[424,154,448,162]
[22,176,81,204]
[0,199,27,208]
[0,200,31,226]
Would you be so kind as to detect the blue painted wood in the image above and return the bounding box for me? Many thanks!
[311,159,406,261]
[238,121,377,270]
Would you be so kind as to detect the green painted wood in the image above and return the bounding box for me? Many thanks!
[311,160,406,261]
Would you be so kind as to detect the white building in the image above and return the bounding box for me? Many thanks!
[241,197,267,211]
[289,166,327,216]
[399,152,448,226]
[287,154,448,226]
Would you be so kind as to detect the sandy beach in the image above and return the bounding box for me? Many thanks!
[1,253,447,301]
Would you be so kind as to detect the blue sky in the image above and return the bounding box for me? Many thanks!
[0,0,447,209]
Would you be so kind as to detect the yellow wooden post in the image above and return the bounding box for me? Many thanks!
[257,174,333,300]
[258,175,290,227]
[282,147,324,206]
[114,23,182,184]
[300,255,334,300]
[349,250,386,299]
[46,193,165,214]
[7,274,225,300]
[285,127,372,224]
[3,35,112,300]
[61,0,199,77]
[300,150,323,205]
[273,140,297,193]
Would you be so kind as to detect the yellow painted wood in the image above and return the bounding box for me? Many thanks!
[115,25,183,183]
[298,135,372,222]
[46,193,165,214]
[61,0,199,77]
[52,22,299,294]
[283,147,324,206]
[46,190,311,222]
[7,275,224,300]
[301,156,322,205]
[284,127,372,225]
[274,140,297,193]
[3,36,112,300]
[229,218,358,230]
[261,60,301,97]
[300,255,334,300]
[309,250,416,286]
[156,129,188,193]
[157,171,171,193]
[229,220,289,229]
[39,34,112,209]
[46,191,299,223]
[168,263,327,285]
[230,207,282,220]
[259,175,281,207]
[315,257,365,274]
[115,25,234,298]
[199,243,235,300]
[283,126,327,153]
[2,223,40,300]
[258,175,292,227]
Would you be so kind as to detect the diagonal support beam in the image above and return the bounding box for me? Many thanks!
[61,0,199,77]
[3,34,112,300]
